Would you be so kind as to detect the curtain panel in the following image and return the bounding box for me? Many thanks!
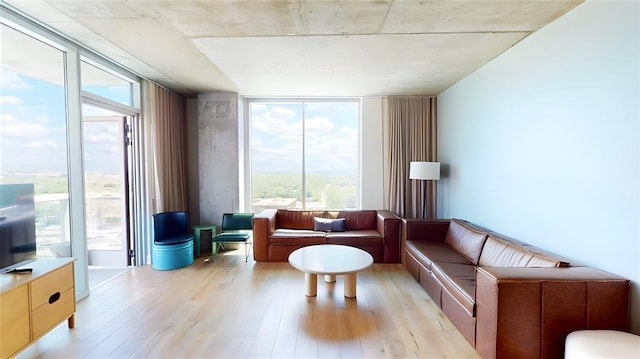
[142,80,188,213]
[382,96,437,218]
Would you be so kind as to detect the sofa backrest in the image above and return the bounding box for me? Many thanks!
[445,219,488,265]
[479,235,534,267]
[275,209,379,231]
[276,210,325,230]
[479,234,570,268]
[334,210,377,230]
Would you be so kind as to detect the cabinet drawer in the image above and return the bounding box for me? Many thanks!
[31,287,75,339]
[0,285,30,359]
[30,263,74,310]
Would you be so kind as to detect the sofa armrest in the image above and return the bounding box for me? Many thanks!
[402,218,450,243]
[476,266,630,359]
[252,209,277,261]
[401,219,450,264]
[376,210,401,263]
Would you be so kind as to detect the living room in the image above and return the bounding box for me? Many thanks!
[184,0,638,337]
[1,0,638,358]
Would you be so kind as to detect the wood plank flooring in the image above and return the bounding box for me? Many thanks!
[16,249,478,359]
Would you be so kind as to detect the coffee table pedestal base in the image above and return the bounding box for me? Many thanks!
[290,245,373,299]
[305,273,317,297]
[304,273,358,298]
[344,273,357,298]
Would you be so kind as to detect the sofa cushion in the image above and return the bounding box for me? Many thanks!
[270,229,325,245]
[479,234,570,268]
[335,210,377,230]
[326,230,382,246]
[479,235,534,267]
[445,219,488,265]
[313,217,345,232]
[276,210,326,230]
[523,244,571,267]
[405,241,472,271]
[431,261,476,316]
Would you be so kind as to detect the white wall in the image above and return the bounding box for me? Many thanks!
[361,96,385,209]
[438,0,640,333]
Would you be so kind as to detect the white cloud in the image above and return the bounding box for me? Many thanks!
[84,132,118,144]
[250,103,267,115]
[270,106,297,120]
[250,102,359,173]
[305,117,334,133]
[107,145,119,154]
[0,70,30,89]
[0,96,23,105]
[252,105,299,135]
[35,115,49,123]
[1,113,17,123]
[0,114,49,137]
[25,139,57,150]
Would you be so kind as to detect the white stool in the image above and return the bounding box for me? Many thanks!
[565,330,640,358]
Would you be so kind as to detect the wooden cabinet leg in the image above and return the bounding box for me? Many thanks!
[68,314,75,328]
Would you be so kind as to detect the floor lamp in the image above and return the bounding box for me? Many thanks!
[409,161,440,219]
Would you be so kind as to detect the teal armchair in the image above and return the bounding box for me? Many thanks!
[211,213,253,262]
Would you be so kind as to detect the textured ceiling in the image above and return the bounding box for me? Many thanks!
[4,0,584,97]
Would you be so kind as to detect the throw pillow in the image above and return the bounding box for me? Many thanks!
[313,217,346,232]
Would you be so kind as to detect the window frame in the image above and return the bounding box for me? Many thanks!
[243,97,362,212]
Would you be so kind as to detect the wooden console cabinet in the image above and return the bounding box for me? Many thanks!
[0,258,76,359]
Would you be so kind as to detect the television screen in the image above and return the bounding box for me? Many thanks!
[0,183,37,273]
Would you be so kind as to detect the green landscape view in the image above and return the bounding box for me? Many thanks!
[252,172,357,210]
[4,171,356,216]
[1,173,121,240]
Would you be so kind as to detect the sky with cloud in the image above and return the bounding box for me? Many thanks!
[1,67,130,176]
[2,60,358,179]
[250,101,359,174]
[1,67,69,174]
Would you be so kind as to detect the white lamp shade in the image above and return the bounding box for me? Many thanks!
[409,161,440,180]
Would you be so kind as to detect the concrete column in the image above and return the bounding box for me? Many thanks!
[197,92,239,250]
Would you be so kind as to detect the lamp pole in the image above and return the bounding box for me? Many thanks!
[422,179,427,219]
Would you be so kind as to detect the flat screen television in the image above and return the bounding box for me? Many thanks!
[0,183,37,274]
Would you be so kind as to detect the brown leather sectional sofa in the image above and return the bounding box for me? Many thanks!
[253,209,401,262]
[403,218,630,359]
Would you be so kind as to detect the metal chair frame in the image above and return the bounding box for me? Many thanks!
[211,213,253,262]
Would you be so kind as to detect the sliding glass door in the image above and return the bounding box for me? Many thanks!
[82,105,131,267]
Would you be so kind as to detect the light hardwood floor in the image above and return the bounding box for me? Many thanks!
[17,249,478,359]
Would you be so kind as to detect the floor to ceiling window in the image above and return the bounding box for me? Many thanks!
[2,6,144,296]
[248,99,360,212]
[0,23,71,260]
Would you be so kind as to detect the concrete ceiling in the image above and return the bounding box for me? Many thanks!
[4,0,584,97]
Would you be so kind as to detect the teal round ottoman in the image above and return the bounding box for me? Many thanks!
[151,211,195,270]
[151,240,194,270]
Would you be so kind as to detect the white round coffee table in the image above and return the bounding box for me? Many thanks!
[288,244,374,298]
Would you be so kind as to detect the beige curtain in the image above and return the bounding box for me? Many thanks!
[382,96,437,218]
[143,80,188,213]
